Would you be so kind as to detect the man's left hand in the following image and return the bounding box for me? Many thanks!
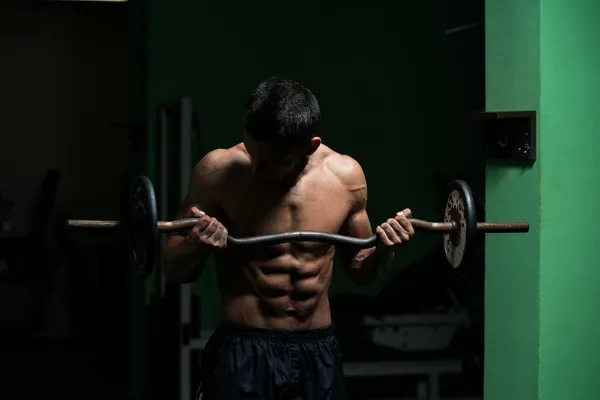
[375,208,415,248]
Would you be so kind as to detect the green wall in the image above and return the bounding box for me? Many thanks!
[539,0,600,398]
[487,0,600,398]
[484,0,541,398]
[145,1,475,329]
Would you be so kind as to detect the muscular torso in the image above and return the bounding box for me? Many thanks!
[210,145,355,330]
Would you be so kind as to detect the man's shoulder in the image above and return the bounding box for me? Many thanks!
[192,144,249,183]
[321,148,366,190]
[200,144,248,167]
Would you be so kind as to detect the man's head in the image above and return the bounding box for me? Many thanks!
[244,77,321,181]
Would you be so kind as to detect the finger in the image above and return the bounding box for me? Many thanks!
[202,218,219,237]
[192,216,215,237]
[396,208,412,218]
[191,215,211,233]
[397,227,410,242]
[376,226,395,247]
[219,227,229,248]
[381,223,402,245]
[209,224,225,245]
[387,218,409,241]
[393,214,415,237]
[189,207,206,218]
[209,224,223,239]
[406,222,415,237]
[211,225,228,248]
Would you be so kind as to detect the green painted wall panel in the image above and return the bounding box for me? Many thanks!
[485,0,541,399]
[487,0,600,398]
[539,0,600,398]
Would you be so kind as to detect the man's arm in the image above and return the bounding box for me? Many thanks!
[162,150,227,283]
[335,158,394,286]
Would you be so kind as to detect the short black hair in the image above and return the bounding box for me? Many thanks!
[244,77,321,142]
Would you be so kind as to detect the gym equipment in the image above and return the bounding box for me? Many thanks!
[444,179,476,270]
[129,176,158,279]
[66,176,529,279]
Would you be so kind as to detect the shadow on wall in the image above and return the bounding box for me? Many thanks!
[0,2,132,232]
[0,3,133,396]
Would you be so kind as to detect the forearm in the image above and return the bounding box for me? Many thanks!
[161,236,211,283]
[345,245,395,286]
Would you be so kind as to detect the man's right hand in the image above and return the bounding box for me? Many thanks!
[185,206,228,249]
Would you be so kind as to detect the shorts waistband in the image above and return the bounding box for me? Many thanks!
[218,321,334,343]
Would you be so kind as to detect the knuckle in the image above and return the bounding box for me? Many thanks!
[196,217,209,228]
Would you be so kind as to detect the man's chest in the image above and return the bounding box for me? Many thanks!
[219,175,352,238]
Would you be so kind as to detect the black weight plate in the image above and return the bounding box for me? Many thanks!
[443,179,477,273]
[127,176,158,279]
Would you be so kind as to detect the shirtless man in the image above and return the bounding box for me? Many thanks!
[162,77,415,400]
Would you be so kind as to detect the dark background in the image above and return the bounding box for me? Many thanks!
[0,0,484,399]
